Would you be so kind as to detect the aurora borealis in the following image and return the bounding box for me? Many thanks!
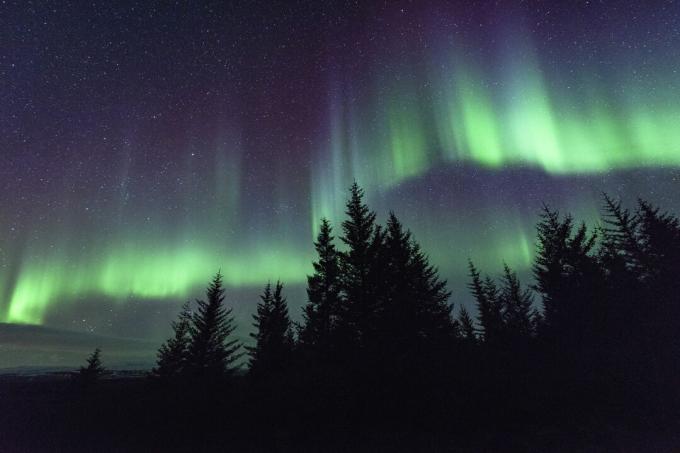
[2,0,680,344]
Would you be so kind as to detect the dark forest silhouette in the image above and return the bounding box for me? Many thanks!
[121,182,678,449]
[9,182,680,451]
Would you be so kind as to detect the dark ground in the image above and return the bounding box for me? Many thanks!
[0,373,678,452]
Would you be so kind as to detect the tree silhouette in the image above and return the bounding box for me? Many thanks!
[381,213,453,348]
[299,218,342,359]
[468,261,503,345]
[338,181,380,349]
[498,263,534,339]
[79,347,105,385]
[153,301,192,379]
[599,196,680,397]
[248,281,293,379]
[532,205,603,369]
[36,191,680,449]
[186,272,242,379]
[457,305,477,343]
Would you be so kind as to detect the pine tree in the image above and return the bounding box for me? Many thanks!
[498,264,534,339]
[410,240,453,340]
[248,281,293,379]
[79,347,105,385]
[637,199,680,285]
[153,302,192,379]
[457,306,477,343]
[634,200,680,387]
[533,206,601,350]
[468,261,503,345]
[299,218,342,358]
[601,194,645,277]
[599,195,648,361]
[186,272,242,379]
[380,212,418,354]
[378,213,453,371]
[338,182,380,348]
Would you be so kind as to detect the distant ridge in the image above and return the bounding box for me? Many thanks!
[0,323,158,370]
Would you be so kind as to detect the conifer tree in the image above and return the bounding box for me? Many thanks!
[380,212,418,354]
[409,240,453,343]
[468,261,503,345]
[338,182,380,348]
[186,272,242,379]
[79,347,105,385]
[457,306,477,343]
[599,196,648,356]
[637,199,680,286]
[533,206,600,348]
[498,264,534,339]
[601,194,645,277]
[248,281,293,378]
[378,212,453,369]
[299,218,341,357]
[633,200,680,383]
[153,302,192,378]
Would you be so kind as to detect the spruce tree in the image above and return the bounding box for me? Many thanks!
[533,206,600,351]
[599,196,648,363]
[457,306,477,343]
[153,302,192,379]
[186,272,242,379]
[338,182,379,348]
[498,264,534,339]
[248,281,293,379]
[299,218,341,358]
[468,261,503,345]
[380,212,418,354]
[633,200,680,387]
[79,347,105,385]
[378,212,453,372]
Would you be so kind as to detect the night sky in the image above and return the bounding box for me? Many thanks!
[2,0,680,348]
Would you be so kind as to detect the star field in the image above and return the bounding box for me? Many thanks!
[2,0,680,339]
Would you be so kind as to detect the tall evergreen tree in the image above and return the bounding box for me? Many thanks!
[468,261,503,345]
[498,264,534,339]
[338,182,380,348]
[299,218,341,357]
[153,302,192,378]
[457,306,477,343]
[186,272,242,379]
[600,194,645,278]
[380,212,418,355]
[378,213,453,372]
[599,195,648,359]
[637,199,680,288]
[631,199,680,387]
[248,281,293,378]
[532,206,601,354]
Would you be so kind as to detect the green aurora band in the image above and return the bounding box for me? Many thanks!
[6,29,680,327]
[6,243,313,324]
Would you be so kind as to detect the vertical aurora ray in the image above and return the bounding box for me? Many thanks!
[5,1,680,335]
[384,93,430,183]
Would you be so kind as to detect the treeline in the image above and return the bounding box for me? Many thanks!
[142,183,679,436]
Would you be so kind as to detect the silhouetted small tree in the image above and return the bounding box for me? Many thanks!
[468,261,503,345]
[153,301,192,379]
[79,347,105,385]
[248,281,293,379]
[457,306,477,343]
[186,272,242,379]
[498,264,534,339]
